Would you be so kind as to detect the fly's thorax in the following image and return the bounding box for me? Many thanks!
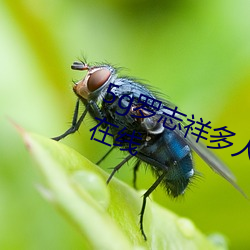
[140,115,164,134]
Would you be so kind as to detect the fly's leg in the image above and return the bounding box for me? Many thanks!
[133,160,141,189]
[96,146,115,165]
[140,172,166,240]
[52,100,89,141]
[107,154,134,184]
[89,100,105,121]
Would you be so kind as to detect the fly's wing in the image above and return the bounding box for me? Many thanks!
[152,101,247,198]
[177,129,247,198]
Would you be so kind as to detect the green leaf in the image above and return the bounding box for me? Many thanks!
[19,128,227,250]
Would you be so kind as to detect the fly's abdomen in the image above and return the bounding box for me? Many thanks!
[138,129,194,197]
[164,153,193,197]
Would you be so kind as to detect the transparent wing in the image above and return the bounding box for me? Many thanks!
[179,130,247,198]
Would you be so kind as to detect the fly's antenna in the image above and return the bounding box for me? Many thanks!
[71,61,89,71]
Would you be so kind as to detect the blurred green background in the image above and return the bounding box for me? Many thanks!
[1,0,250,249]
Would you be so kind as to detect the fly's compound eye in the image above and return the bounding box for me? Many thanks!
[87,68,111,92]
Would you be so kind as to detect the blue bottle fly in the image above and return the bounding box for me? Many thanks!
[52,60,245,240]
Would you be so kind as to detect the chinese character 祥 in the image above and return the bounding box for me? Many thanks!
[182,115,212,142]
[189,117,212,143]
[231,140,250,160]
[207,126,236,149]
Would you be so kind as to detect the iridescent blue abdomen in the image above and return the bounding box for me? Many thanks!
[137,129,194,197]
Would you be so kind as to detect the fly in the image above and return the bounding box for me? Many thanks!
[52,60,246,240]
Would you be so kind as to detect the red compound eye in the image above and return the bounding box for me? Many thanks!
[87,68,111,92]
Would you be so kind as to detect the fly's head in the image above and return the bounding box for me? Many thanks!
[72,61,116,101]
